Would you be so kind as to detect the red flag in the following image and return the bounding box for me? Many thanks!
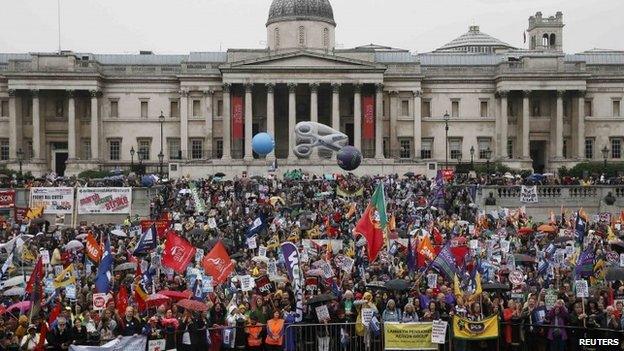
[26,257,43,294]
[85,231,103,263]
[116,285,129,317]
[231,95,244,139]
[362,95,375,140]
[36,302,61,351]
[354,205,385,262]
[162,232,196,274]
[202,241,234,285]
[432,226,444,246]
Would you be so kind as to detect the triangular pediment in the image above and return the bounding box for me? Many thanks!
[221,50,385,71]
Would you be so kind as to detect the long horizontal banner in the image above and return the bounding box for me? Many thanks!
[384,322,437,350]
[69,335,146,351]
[30,187,74,214]
[77,188,132,214]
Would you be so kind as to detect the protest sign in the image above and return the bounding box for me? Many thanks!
[258,246,267,257]
[575,280,589,298]
[147,339,166,351]
[427,273,438,288]
[255,275,274,295]
[452,315,499,340]
[93,293,107,311]
[431,320,448,344]
[77,188,132,214]
[246,236,257,249]
[202,276,214,293]
[545,289,557,310]
[40,250,50,265]
[315,305,330,322]
[384,322,436,350]
[0,190,15,208]
[239,275,254,292]
[30,187,74,214]
[70,335,147,351]
[65,284,76,300]
[361,308,374,327]
[140,220,171,238]
[519,185,538,203]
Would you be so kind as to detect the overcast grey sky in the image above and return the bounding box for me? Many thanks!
[1,0,622,55]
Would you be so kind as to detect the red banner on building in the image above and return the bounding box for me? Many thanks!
[0,190,15,209]
[140,220,170,238]
[362,95,375,140]
[231,95,244,140]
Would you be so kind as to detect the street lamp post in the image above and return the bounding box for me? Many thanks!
[130,147,135,173]
[470,146,475,169]
[158,151,164,179]
[159,111,165,179]
[484,147,492,175]
[444,112,450,170]
[16,148,23,179]
[138,150,144,175]
[602,146,610,174]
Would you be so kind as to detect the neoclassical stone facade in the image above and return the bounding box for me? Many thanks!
[0,1,623,177]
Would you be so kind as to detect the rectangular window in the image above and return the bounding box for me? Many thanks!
[82,140,91,160]
[24,139,32,159]
[191,139,203,159]
[613,100,621,117]
[138,139,151,160]
[401,100,409,117]
[383,138,389,158]
[584,100,592,117]
[0,139,9,160]
[1,100,8,117]
[585,138,594,159]
[168,138,181,160]
[421,138,433,159]
[480,101,488,118]
[140,101,148,118]
[612,138,622,159]
[109,140,121,161]
[478,138,492,159]
[563,138,569,159]
[217,100,223,117]
[449,138,462,159]
[215,139,223,159]
[451,100,460,118]
[192,100,201,117]
[170,100,180,118]
[507,139,514,159]
[421,100,431,118]
[399,138,411,158]
[110,100,118,118]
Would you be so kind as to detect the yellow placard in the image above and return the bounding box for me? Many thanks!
[452,315,499,340]
[383,322,437,350]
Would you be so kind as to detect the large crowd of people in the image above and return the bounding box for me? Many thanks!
[0,170,623,351]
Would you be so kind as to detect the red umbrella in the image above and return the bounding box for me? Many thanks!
[146,293,171,308]
[5,301,31,314]
[177,298,208,312]
[518,227,534,235]
[158,290,192,301]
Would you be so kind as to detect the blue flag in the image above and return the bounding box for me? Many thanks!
[95,236,113,293]
[575,210,587,245]
[431,243,458,281]
[246,214,267,238]
[407,236,416,273]
[133,224,157,256]
[575,249,594,279]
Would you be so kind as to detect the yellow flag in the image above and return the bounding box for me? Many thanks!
[454,274,463,298]
[453,315,499,340]
[474,272,482,296]
[21,247,36,263]
[26,207,44,220]
[607,226,616,241]
[53,264,76,288]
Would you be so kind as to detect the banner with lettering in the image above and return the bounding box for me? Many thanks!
[232,95,244,140]
[452,315,499,340]
[520,185,538,203]
[77,188,132,214]
[140,220,171,238]
[69,335,147,351]
[0,190,15,208]
[383,322,437,350]
[30,187,74,214]
[362,95,375,140]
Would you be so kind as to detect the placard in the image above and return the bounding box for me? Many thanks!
[0,190,15,208]
[431,320,448,344]
[267,260,278,277]
[202,276,214,293]
[500,240,510,254]
[77,188,132,214]
[620,253,624,268]
[361,308,374,327]
[93,293,107,311]
[30,187,74,214]
[315,305,330,322]
[320,261,334,278]
[575,280,589,298]
[519,185,538,203]
[427,274,438,288]
[258,246,267,258]
[246,236,257,249]
[147,339,166,351]
[545,289,557,310]
[384,322,437,350]
[509,270,524,286]
[40,250,50,265]
[65,284,76,300]
[195,249,204,263]
[239,275,254,292]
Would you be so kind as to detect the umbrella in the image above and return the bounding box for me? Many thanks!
[188,228,205,237]
[269,275,288,283]
[177,298,208,312]
[3,287,25,296]
[158,290,192,301]
[214,172,226,178]
[178,189,191,195]
[252,256,270,263]
[518,227,534,235]
[503,172,514,179]
[111,229,127,237]
[482,283,511,291]
[64,240,84,250]
[1,276,27,289]
[365,281,388,291]
[31,218,47,225]
[385,279,411,291]
[146,293,171,308]
[305,269,324,277]
[605,267,624,281]
[114,262,137,272]
[305,293,336,305]
[537,224,556,234]
[5,301,31,314]
[404,172,415,177]
[527,174,544,182]
[75,233,88,240]
[513,254,536,263]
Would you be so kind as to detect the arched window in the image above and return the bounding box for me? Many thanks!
[298,26,305,47]
[530,36,536,50]
[542,34,549,47]
[323,28,329,48]
[549,33,556,48]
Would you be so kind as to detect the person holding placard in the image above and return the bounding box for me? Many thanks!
[544,300,569,351]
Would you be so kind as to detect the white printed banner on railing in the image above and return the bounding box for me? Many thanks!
[30,187,75,214]
[77,188,132,214]
[519,185,539,203]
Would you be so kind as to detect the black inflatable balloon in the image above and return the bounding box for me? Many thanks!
[337,146,362,171]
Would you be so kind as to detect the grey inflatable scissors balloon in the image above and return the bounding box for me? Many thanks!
[293,122,348,158]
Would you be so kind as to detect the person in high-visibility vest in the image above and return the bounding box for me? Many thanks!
[245,314,264,351]
[265,310,285,351]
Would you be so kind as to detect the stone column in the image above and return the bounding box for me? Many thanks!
[266,83,275,161]
[555,90,564,158]
[353,83,362,150]
[244,83,254,161]
[90,90,100,160]
[309,83,320,160]
[331,83,340,133]
[413,90,422,159]
[522,90,530,159]
[8,90,17,159]
[180,90,189,159]
[221,84,232,160]
[67,90,76,160]
[499,90,509,159]
[287,83,297,161]
[204,90,214,159]
[389,90,399,158]
[32,90,41,160]
[577,91,586,159]
[375,84,384,159]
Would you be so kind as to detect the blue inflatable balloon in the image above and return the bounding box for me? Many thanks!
[252,132,275,156]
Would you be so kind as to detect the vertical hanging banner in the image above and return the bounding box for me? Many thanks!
[30,187,74,214]
[231,95,244,140]
[77,188,132,214]
[362,95,375,140]
[520,185,539,203]
[281,242,304,322]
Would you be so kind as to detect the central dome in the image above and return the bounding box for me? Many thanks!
[267,0,335,26]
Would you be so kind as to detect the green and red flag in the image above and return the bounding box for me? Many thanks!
[354,184,387,262]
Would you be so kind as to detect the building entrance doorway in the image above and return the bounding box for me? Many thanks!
[530,140,547,173]
[51,142,69,176]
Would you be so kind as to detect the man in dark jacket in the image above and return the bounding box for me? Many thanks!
[118,306,143,336]
[46,317,72,350]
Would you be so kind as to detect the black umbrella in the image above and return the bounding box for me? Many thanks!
[482,283,511,291]
[230,252,244,260]
[31,218,47,225]
[214,172,226,177]
[610,241,624,254]
[385,279,411,291]
[306,293,336,305]
[404,172,415,178]
[365,281,387,291]
[605,267,624,281]
[187,228,205,237]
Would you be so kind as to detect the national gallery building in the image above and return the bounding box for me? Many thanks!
[1,0,623,177]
